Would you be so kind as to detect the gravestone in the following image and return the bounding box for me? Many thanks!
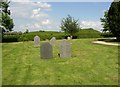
[67,37,71,40]
[34,36,40,47]
[46,39,49,41]
[50,37,56,47]
[60,39,71,58]
[40,42,53,59]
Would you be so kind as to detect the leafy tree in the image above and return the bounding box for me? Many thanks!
[25,29,29,33]
[1,13,14,31]
[60,15,80,38]
[1,0,10,15]
[108,1,120,41]
[0,0,14,32]
[100,11,110,32]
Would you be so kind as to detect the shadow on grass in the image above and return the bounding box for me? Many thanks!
[98,38,120,42]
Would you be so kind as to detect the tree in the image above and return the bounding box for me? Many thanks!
[60,15,80,38]
[25,29,29,33]
[108,0,120,41]
[1,13,14,31]
[100,11,110,32]
[0,0,14,32]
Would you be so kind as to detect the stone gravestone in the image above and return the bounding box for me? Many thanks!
[46,39,49,41]
[34,36,40,47]
[40,42,53,59]
[67,37,71,40]
[50,37,56,47]
[60,39,71,58]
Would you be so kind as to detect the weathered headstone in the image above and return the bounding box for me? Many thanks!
[60,39,71,58]
[40,42,53,59]
[67,37,71,40]
[34,36,40,47]
[46,39,49,41]
[50,37,56,47]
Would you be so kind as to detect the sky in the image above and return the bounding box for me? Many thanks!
[9,0,112,32]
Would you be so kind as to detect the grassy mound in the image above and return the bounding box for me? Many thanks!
[2,29,102,42]
[78,28,101,38]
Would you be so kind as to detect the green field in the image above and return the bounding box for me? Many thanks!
[2,38,118,85]
[3,28,102,42]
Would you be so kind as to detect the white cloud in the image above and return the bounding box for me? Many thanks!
[10,1,52,32]
[17,23,42,32]
[10,7,30,19]
[42,19,51,25]
[36,2,51,9]
[32,8,41,14]
[11,0,32,2]
[11,0,51,10]
[10,1,51,19]
[31,8,48,19]
[16,19,52,32]
[80,20,103,31]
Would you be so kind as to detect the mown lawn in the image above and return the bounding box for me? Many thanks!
[2,38,118,85]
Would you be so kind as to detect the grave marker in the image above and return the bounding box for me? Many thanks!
[40,42,53,59]
[60,39,71,58]
[34,36,40,47]
[50,37,56,47]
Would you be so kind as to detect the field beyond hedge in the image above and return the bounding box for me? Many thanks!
[2,38,118,85]
[3,29,102,42]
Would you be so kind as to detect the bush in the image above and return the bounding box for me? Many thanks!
[100,32,114,37]
[3,35,19,42]
[4,31,22,35]
[2,31,66,42]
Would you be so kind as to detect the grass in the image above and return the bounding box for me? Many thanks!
[2,38,118,85]
[78,28,101,38]
[98,38,120,44]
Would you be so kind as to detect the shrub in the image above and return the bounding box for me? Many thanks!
[3,35,19,42]
[100,32,114,37]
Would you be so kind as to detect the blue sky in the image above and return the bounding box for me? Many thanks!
[10,0,112,32]
[49,2,110,20]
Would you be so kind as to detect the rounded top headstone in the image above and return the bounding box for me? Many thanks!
[34,35,39,38]
[50,37,56,47]
[52,37,56,39]
[67,37,71,40]
[34,36,40,47]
